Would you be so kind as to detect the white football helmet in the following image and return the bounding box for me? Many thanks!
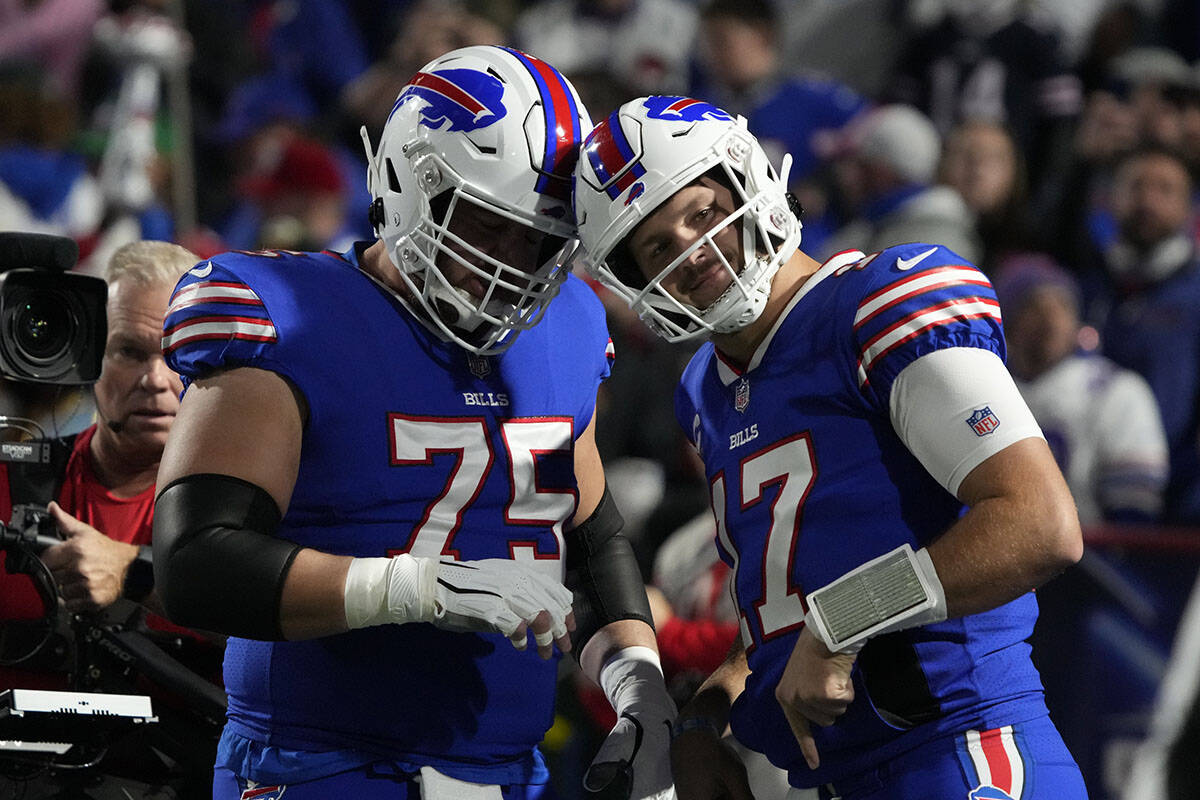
[574,96,801,342]
[361,45,591,354]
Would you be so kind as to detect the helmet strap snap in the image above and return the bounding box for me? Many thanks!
[368,197,386,231]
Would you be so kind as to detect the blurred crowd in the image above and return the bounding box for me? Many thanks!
[3,0,1200,530]
[3,0,1200,796]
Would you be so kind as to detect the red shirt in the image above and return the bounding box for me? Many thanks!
[0,425,165,689]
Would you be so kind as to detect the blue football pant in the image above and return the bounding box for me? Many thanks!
[213,763,553,800]
[811,716,1088,800]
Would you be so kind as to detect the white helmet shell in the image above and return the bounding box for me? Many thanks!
[574,96,801,342]
[361,45,591,354]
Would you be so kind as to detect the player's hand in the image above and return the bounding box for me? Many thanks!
[587,648,677,800]
[39,502,138,613]
[432,559,574,659]
[586,691,676,800]
[669,725,752,800]
[775,624,857,769]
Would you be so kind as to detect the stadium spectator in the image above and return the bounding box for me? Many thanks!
[1080,145,1200,523]
[690,0,866,255]
[0,0,105,101]
[691,0,866,185]
[821,103,981,263]
[342,0,506,136]
[231,134,354,252]
[938,119,1034,273]
[513,0,698,94]
[0,64,103,242]
[997,254,1168,523]
[886,0,1082,203]
[1047,46,1197,271]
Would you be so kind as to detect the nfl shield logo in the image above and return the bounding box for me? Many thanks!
[734,378,750,413]
[967,406,1000,436]
[467,353,491,378]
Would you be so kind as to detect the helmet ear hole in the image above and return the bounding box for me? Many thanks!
[385,158,403,193]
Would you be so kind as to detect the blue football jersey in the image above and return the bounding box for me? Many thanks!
[163,246,612,784]
[675,244,1049,787]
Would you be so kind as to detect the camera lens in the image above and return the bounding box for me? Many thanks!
[0,269,105,384]
[12,292,72,363]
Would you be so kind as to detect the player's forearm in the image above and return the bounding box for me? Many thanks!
[675,637,748,736]
[579,617,660,684]
[279,548,354,639]
[932,439,1082,618]
[930,503,1076,617]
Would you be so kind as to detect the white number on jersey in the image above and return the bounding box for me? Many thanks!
[388,414,573,578]
[715,433,817,644]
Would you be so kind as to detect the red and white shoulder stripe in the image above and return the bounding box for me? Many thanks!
[853,266,1001,387]
[162,279,277,355]
[167,280,266,313]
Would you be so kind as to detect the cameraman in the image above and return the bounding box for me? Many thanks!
[0,239,199,686]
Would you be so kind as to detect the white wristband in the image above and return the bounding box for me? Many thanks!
[343,554,437,629]
[804,544,947,654]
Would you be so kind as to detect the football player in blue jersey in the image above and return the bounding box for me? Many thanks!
[151,47,676,800]
[573,97,1087,800]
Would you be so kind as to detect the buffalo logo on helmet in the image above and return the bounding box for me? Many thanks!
[624,182,646,206]
[643,96,733,123]
[391,68,507,133]
[969,786,1015,800]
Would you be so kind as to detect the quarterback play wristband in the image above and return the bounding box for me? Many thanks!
[804,544,947,654]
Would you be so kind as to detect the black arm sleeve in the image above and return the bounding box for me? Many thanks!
[564,487,654,653]
[153,473,301,641]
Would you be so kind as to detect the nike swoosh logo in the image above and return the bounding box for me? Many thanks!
[895,247,938,271]
[188,261,213,278]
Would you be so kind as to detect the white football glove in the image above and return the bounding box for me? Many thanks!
[585,647,677,800]
[343,554,573,652]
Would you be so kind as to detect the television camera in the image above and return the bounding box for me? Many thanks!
[0,232,106,388]
[0,232,224,798]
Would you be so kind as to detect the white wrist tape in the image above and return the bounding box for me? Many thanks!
[598,646,673,717]
[343,554,438,629]
[804,544,946,654]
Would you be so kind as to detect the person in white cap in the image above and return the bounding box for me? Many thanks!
[821,104,982,264]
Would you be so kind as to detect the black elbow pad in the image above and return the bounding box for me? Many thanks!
[153,473,300,640]
[565,487,653,652]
